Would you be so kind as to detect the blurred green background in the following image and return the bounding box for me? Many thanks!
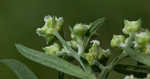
[0,0,150,79]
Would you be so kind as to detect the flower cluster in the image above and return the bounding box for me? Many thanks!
[111,19,150,54]
[36,16,64,42]
[36,15,111,67]
[15,15,150,79]
[36,16,150,79]
[85,40,110,65]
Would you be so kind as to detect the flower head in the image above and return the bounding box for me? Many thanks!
[90,40,100,46]
[135,30,150,46]
[36,15,64,42]
[111,35,125,47]
[73,23,89,36]
[85,40,100,65]
[123,19,141,34]
[43,43,60,55]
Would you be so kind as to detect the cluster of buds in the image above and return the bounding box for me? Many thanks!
[36,16,64,42]
[85,40,111,65]
[71,23,91,41]
[43,43,60,55]
[122,19,141,34]
[72,23,89,36]
[70,23,111,65]
[36,15,64,55]
[111,35,125,47]
[111,19,150,54]
[36,15,111,67]
[66,40,78,49]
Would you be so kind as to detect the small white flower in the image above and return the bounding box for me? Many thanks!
[44,15,53,22]
[90,40,100,46]
[55,16,63,21]
[124,75,135,79]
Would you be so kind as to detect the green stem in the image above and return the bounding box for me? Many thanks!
[98,52,127,79]
[53,31,87,72]
[99,67,109,79]
[58,72,64,79]
[95,61,105,70]
[74,55,87,72]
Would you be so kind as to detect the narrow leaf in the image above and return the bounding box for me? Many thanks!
[89,17,105,35]
[84,17,105,47]
[0,59,38,79]
[114,64,149,78]
[15,44,95,79]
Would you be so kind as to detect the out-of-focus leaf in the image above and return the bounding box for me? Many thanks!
[15,44,95,79]
[114,64,149,78]
[89,17,105,35]
[125,47,150,67]
[0,59,38,79]
[84,17,105,47]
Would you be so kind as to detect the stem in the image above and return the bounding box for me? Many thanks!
[99,67,109,79]
[54,31,87,72]
[58,72,64,79]
[98,52,127,79]
[95,61,105,70]
[74,55,87,72]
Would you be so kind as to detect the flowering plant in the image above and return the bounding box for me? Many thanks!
[1,16,150,79]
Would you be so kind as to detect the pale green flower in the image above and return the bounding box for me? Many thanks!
[36,15,64,42]
[135,30,150,46]
[73,23,89,36]
[111,35,125,47]
[85,40,100,65]
[43,43,60,55]
[67,40,78,49]
[123,19,141,34]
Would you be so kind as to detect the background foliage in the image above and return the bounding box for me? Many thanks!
[0,0,150,79]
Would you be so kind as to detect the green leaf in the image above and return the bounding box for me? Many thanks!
[0,59,38,79]
[125,47,150,67]
[89,17,105,35]
[84,17,105,47]
[15,44,95,79]
[114,64,149,78]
